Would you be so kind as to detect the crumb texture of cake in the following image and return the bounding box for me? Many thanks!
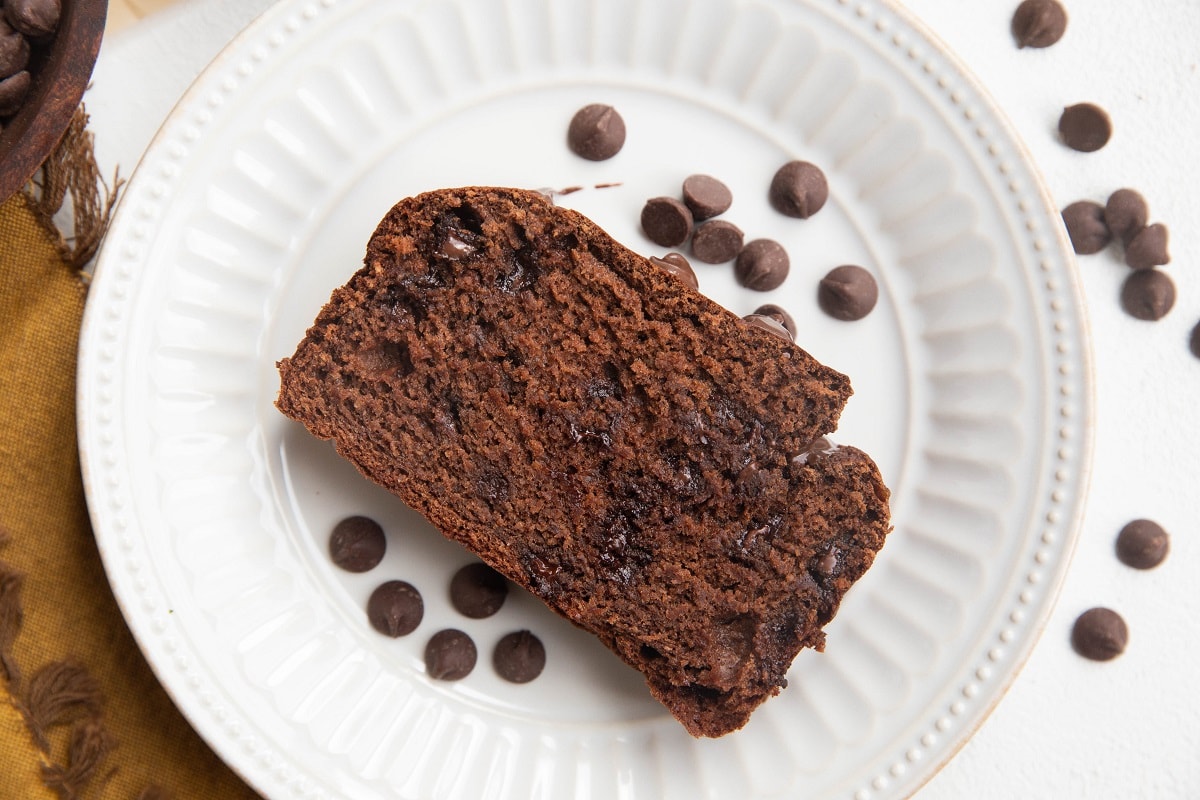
[277,186,890,737]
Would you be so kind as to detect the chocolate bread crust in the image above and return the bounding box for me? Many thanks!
[277,187,890,737]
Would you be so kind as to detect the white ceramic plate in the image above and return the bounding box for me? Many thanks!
[78,0,1093,798]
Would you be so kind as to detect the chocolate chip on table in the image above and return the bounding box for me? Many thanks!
[754,303,797,338]
[1061,200,1111,255]
[818,265,878,321]
[690,219,744,263]
[742,313,793,342]
[681,174,733,221]
[567,103,625,161]
[329,515,387,573]
[1115,519,1170,570]
[367,580,423,637]
[0,20,31,79]
[1011,0,1068,49]
[650,252,699,290]
[1058,103,1112,153]
[1104,188,1149,246]
[768,160,828,219]
[1071,607,1128,661]
[1120,269,1175,321]
[449,562,508,619]
[0,69,30,117]
[1190,320,1200,360]
[641,197,693,248]
[734,239,790,291]
[493,630,547,683]
[4,0,60,39]
[1124,222,1170,270]
[425,629,477,680]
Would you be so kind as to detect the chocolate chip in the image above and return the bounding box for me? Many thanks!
[493,630,546,683]
[1120,269,1175,321]
[4,0,59,39]
[0,69,30,117]
[1104,188,1149,246]
[1071,607,1128,661]
[567,103,625,161]
[1011,0,1067,48]
[425,629,477,680]
[1058,103,1112,153]
[0,21,31,80]
[367,580,423,637]
[329,515,387,573]
[768,160,828,219]
[1061,200,1111,255]
[1190,320,1200,359]
[690,220,744,263]
[681,174,733,221]
[734,239,790,291]
[1124,222,1170,269]
[1115,519,1170,570]
[818,265,878,321]
[449,562,508,618]
[754,303,796,338]
[742,314,793,342]
[650,252,699,290]
[641,197,694,248]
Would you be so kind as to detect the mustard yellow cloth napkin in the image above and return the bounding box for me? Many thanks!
[0,121,259,798]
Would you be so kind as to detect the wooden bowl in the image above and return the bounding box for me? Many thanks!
[0,0,108,204]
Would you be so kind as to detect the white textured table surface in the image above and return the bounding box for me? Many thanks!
[84,1,1200,798]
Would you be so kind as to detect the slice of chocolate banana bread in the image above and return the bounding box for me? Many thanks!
[276,187,890,737]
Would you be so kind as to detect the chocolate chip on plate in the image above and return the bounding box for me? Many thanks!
[650,252,699,290]
[818,265,878,321]
[449,562,509,619]
[367,580,424,637]
[1061,200,1111,255]
[1124,222,1170,270]
[1115,519,1170,570]
[493,630,547,684]
[768,160,828,219]
[329,515,387,573]
[567,103,625,161]
[641,197,694,248]
[690,219,744,263]
[1058,103,1112,153]
[1011,0,1068,49]
[4,0,61,39]
[1071,607,1128,661]
[425,629,477,680]
[754,303,797,338]
[742,313,793,342]
[681,174,733,221]
[1104,188,1149,246]
[735,239,790,291]
[1120,269,1175,321]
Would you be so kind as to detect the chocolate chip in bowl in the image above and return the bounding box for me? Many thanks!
[0,0,107,204]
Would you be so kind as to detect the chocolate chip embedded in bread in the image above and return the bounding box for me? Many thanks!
[1061,200,1111,255]
[818,265,878,321]
[425,629,477,680]
[367,580,424,637]
[567,103,626,161]
[1124,223,1170,270]
[449,562,508,619]
[1120,269,1175,321]
[682,174,733,221]
[641,197,694,248]
[690,219,744,263]
[734,239,789,291]
[1104,188,1149,246]
[493,630,546,683]
[768,160,828,219]
[1011,0,1068,49]
[742,314,793,342]
[754,303,796,338]
[1115,519,1169,570]
[650,252,699,290]
[1058,103,1112,153]
[329,515,387,573]
[1070,607,1128,661]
